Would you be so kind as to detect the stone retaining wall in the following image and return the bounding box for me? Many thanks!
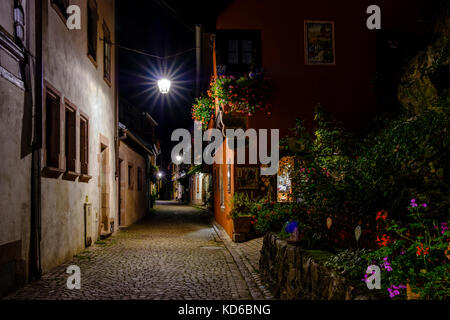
[259,233,376,300]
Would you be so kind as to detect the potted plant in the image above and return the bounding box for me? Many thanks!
[230,192,254,234]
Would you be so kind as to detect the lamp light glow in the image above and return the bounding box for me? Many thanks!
[158,78,171,94]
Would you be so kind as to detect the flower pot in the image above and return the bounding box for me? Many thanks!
[233,216,253,233]
[222,112,247,131]
[287,227,302,244]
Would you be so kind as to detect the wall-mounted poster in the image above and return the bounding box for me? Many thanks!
[235,166,259,190]
[304,20,335,65]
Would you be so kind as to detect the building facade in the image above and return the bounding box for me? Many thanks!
[210,0,426,239]
[0,0,118,296]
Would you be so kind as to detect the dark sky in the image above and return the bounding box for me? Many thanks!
[117,0,230,168]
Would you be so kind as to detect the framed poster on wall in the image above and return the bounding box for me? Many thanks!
[235,166,259,190]
[304,20,335,65]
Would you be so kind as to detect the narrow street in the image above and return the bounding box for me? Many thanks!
[4,202,264,300]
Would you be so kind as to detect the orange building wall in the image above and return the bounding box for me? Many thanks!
[213,140,236,238]
[213,0,426,238]
[216,0,425,134]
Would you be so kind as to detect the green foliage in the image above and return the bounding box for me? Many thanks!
[324,249,369,278]
[191,96,215,129]
[287,104,450,219]
[251,199,296,235]
[229,192,253,219]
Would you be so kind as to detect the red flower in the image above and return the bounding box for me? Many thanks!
[376,234,390,247]
[416,244,429,256]
[376,210,388,221]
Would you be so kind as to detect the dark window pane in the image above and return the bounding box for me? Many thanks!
[228,40,239,64]
[241,40,253,65]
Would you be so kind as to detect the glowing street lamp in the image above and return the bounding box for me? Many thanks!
[158,78,171,94]
[157,172,163,178]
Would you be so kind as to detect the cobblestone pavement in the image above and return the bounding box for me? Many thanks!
[4,201,255,300]
[212,226,273,300]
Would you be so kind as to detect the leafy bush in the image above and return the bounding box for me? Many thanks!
[287,104,450,220]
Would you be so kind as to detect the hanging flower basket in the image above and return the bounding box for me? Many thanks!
[222,112,247,131]
[210,73,272,115]
[191,96,215,130]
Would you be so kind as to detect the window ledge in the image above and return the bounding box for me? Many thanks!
[104,77,112,87]
[79,174,92,183]
[63,171,80,181]
[42,166,64,179]
[87,53,97,68]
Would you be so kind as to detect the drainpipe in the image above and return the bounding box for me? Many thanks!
[30,0,43,281]
[114,0,119,229]
[195,24,202,97]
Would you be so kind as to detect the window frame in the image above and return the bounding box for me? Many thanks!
[102,21,112,85]
[216,30,261,74]
[79,112,91,182]
[137,167,142,191]
[42,82,64,178]
[62,98,79,181]
[128,164,134,190]
[13,1,25,45]
[50,0,70,25]
[87,0,98,66]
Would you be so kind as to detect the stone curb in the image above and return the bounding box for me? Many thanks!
[211,220,273,300]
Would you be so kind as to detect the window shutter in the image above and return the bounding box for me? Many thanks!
[80,119,88,174]
[50,98,60,168]
[67,110,76,171]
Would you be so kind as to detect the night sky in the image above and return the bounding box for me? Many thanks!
[117,0,230,168]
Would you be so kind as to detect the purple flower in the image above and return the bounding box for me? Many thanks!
[400,249,406,255]
[422,203,427,208]
[411,203,418,208]
[411,198,416,203]
[441,223,448,235]
[387,284,406,298]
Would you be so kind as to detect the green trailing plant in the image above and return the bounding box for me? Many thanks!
[191,96,215,129]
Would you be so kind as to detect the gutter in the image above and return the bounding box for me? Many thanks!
[30,0,43,281]
[119,129,153,156]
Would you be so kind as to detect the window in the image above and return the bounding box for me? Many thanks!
[51,0,70,21]
[227,40,239,64]
[137,167,142,191]
[219,166,224,209]
[14,1,25,45]
[227,164,231,194]
[217,30,261,74]
[44,86,61,170]
[87,0,98,63]
[64,102,76,173]
[80,115,89,176]
[128,165,134,190]
[103,22,111,84]
[277,157,294,203]
[241,40,253,65]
